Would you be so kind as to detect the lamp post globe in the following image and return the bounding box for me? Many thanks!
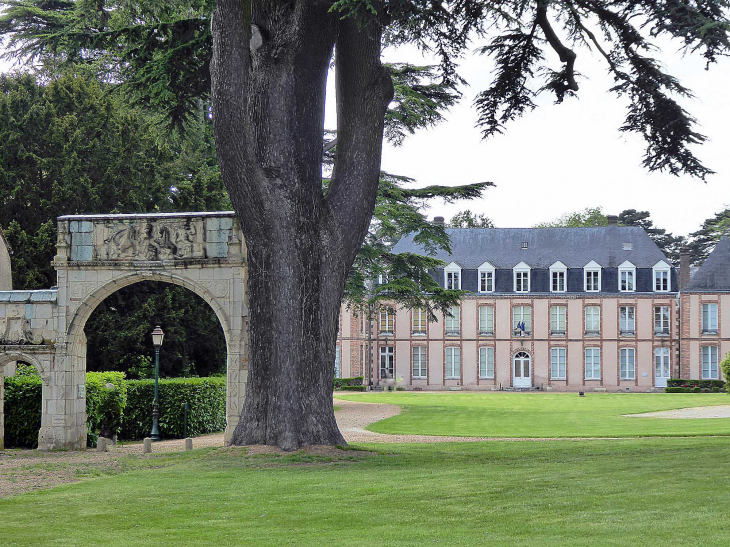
[150,325,164,442]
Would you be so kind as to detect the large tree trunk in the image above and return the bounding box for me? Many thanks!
[211,1,393,450]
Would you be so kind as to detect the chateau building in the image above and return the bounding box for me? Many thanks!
[335,216,730,392]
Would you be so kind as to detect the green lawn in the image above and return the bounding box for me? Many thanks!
[335,392,730,437]
[2,439,730,545]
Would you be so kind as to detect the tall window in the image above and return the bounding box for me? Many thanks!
[702,303,718,334]
[654,306,670,335]
[619,269,635,292]
[379,306,394,334]
[585,348,601,380]
[513,306,532,335]
[446,270,460,290]
[479,305,494,335]
[702,346,719,379]
[514,271,530,292]
[654,268,670,292]
[550,305,566,334]
[619,306,635,334]
[584,263,601,292]
[550,347,566,380]
[412,308,427,335]
[379,346,394,378]
[412,346,427,379]
[334,345,341,378]
[445,262,461,290]
[445,347,461,379]
[479,347,495,379]
[620,348,636,380]
[445,306,460,335]
[552,270,566,292]
[585,306,600,334]
[479,271,494,293]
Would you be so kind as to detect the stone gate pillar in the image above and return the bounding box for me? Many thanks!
[37,350,85,451]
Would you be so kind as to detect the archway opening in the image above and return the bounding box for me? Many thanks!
[1,358,45,449]
[85,281,226,379]
[72,279,231,445]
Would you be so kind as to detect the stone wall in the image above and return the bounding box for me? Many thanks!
[0,212,249,451]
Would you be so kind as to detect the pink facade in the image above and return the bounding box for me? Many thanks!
[337,294,681,392]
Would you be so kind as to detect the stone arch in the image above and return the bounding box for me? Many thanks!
[66,270,232,347]
[56,270,243,450]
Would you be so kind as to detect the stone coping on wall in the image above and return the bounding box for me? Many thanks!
[0,290,58,303]
[58,211,236,221]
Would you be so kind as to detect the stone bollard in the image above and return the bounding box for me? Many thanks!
[143,437,152,454]
[96,437,107,452]
[185,438,193,451]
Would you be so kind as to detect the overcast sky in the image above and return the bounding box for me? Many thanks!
[3,28,728,238]
[328,39,730,238]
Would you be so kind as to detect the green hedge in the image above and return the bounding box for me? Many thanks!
[3,372,42,448]
[120,377,226,441]
[665,386,722,393]
[334,376,364,388]
[666,379,725,389]
[4,371,225,448]
[337,385,367,392]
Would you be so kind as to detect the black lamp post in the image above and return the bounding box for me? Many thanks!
[149,325,164,441]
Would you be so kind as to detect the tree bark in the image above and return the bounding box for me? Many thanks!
[211,1,392,450]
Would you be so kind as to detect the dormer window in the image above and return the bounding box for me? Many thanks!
[444,262,461,290]
[549,261,567,293]
[583,261,601,292]
[478,262,495,293]
[513,262,531,293]
[618,261,636,292]
[653,261,671,292]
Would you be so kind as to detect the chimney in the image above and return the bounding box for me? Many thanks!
[607,215,618,227]
[433,216,445,226]
[680,246,691,290]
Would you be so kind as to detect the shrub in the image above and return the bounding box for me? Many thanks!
[3,373,42,448]
[667,379,725,389]
[85,372,127,447]
[665,386,721,393]
[120,377,225,440]
[4,373,224,448]
[338,385,367,392]
[334,376,363,389]
[395,386,406,391]
[721,352,730,393]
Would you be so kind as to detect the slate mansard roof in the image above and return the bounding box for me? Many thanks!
[686,236,730,292]
[392,227,670,269]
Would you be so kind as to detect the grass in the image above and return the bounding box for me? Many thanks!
[2,439,730,545]
[335,392,730,437]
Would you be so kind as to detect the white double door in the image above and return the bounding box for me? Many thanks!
[513,352,532,388]
[655,348,671,388]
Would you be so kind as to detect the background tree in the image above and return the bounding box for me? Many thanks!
[618,209,686,264]
[450,210,495,228]
[0,71,229,376]
[2,0,729,449]
[534,207,608,228]
[686,209,730,265]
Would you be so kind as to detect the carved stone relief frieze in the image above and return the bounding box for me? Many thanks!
[96,219,207,261]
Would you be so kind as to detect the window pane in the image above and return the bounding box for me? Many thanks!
[551,347,566,379]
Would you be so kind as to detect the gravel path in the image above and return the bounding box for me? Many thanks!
[624,405,730,419]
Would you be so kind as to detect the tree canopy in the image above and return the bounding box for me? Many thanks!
[2,0,726,179]
[450,210,495,228]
